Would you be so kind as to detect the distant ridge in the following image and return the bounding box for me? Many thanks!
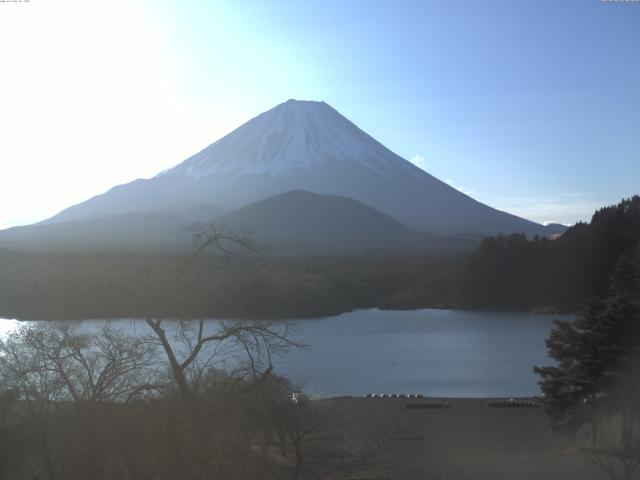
[0,213,192,252]
[216,190,419,239]
[213,190,434,254]
[0,190,477,255]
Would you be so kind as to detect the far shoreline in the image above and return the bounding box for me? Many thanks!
[0,305,576,322]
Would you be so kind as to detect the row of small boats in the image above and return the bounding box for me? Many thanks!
[485,398,539,408]
[364,394,539,409]
[366,393,424,399]
[406,401,451,409]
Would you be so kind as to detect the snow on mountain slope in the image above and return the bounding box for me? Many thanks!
[41,99,549,237]
[157,99,417,180]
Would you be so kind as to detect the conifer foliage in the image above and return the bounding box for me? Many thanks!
[534,243,640,479]
[455,196,640,310]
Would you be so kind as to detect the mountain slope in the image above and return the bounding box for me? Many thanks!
[0,213,193,252]
[213,190,437,254]
[216,190,419,239]
[0,190,479,255]
[43,99,550,237]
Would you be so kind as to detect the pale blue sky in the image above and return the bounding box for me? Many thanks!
[1,0,638,227]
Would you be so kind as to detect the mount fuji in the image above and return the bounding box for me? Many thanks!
[1,99,558,252]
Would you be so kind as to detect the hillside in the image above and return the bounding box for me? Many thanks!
[213,190,439,254]
[453,196,640,310]
[0,190,476,255]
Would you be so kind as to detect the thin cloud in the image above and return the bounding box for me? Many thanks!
[410,154,428,170]
[456,186,477,196]
[543,220,572,227]
[491,192,620,225]
[444,178,477,197]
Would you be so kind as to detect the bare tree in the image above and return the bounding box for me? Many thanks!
[137,224,308,480]
[188,222,264,259]
[146,223,302,401]
[0,322,161,403]
[578,409,640,480]
[0,322,162,480]
[145,318,302,401]
[0,225,311,480]
[284,405,331,480]
[332,427,396,480]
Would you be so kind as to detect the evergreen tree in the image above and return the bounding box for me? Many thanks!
[455,196,640,310]
[534,243,640,479]
[534,243,640,432]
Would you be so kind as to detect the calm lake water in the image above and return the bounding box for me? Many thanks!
[0,309,569,398]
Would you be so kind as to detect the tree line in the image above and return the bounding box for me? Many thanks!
[1,197,638,320]
[534,240,640,480]
[0,251,454,321]
[453,196,640,311]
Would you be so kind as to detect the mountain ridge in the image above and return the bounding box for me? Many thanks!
[18,99,561,247]
[0,190,476,255]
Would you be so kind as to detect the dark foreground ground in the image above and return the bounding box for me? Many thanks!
[316,397,604,480]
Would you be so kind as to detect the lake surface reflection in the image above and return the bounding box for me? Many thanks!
[0,309,568,398]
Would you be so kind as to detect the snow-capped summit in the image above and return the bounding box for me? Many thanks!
[39,99,551,237]
[158,99,416,179]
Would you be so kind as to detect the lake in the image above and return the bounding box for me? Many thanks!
[0,309,568,398]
